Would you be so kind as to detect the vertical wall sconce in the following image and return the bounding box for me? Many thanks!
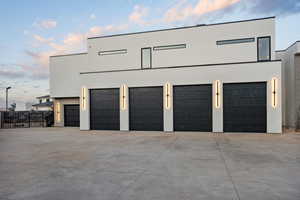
[215,80,221,109]
[165,83,171,110]
[81,87,87,111]
[271,77,278,108]
[120,84,127,110]
[56,102,61,122]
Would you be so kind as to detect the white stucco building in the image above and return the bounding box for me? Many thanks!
[50,16,283,133]
[276,41,300,130]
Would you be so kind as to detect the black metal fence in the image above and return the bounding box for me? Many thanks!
[0,111,54,129]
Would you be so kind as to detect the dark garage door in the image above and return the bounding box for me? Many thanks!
[90,89,120,130]
[129,87,163,131]
[64,105,80,127]
[223,82,267,133]
[173,85,212,131]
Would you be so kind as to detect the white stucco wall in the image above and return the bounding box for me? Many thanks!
[295,55,300,129]
[275,41,300,129]
[32,106,52,111]
[50,53,87,98]
[80,61,282,133]
[86,17,275,73]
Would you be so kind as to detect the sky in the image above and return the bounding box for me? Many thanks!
[0,0,299,110]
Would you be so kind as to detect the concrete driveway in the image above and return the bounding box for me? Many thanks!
[0,128,299,200]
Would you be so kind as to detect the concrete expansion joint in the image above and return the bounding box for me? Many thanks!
[213,136,241,200]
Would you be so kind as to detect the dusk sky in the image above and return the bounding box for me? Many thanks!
[0,0,299,110]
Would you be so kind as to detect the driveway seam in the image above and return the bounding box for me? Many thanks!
[213,135,241,200]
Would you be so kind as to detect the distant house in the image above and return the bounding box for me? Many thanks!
[32,95,53,111]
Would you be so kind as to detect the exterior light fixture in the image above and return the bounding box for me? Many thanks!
[165,83,171,110]
[56,102,61,122]
[120,84,127,110]
[215,80,221,109]
[5,86,12,111]
[271,77,278,108]
[81,87,87,111]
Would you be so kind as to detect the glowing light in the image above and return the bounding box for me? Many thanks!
[215,80,221,109]
[120,84,127,110]
[165,83,171,110]
[81,87,87,111]
[271,77,278,108]
[56,102,61,122]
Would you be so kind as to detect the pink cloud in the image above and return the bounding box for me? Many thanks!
[129,5,149,25]
[33,35,54,43]
[62,33,86,47]
[24,21,131,80]
[88,26,103,37]
[164,0,241,22]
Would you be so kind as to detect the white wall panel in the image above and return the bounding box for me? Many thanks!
[50,54,87,98]
[86,18,275,73]
[80,61,282,133]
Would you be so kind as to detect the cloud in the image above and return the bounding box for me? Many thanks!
[23,22,130,80]
[87,24,129,37]
[129,5,149,25]
[164,0,300,23]
[30,71,49,80]
[24,50,50,69]
[20,50,53,80]
[21,5,152,83]
[33,35,54,44]
[0,69,25,79]
[245,0,300,16]
[164,0,241,23]
[34,19,57,29]
[21,50,51,80]
[88,26,102,37]
[90,14,96,20]
[62,33,86,47]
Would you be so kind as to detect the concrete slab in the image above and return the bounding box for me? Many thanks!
[0,128,299,200]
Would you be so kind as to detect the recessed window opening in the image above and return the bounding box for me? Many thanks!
[153,44,186,51]
[141,47,152,69]
[98,49,127,56]
[216,38,255,45]
[257,36,271,61]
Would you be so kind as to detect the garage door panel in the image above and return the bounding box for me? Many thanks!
[174,85,212,132]
[90,89,120,130]
[64,105,80,127]
[129,87,163,131]
[223,82,266,133]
